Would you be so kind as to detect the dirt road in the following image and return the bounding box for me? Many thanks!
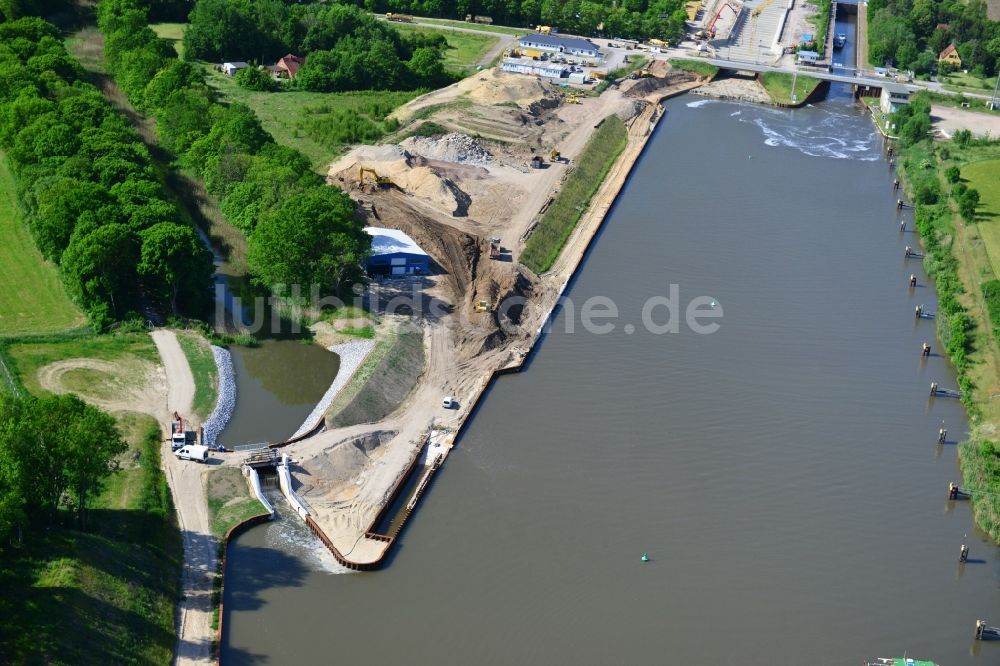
[152,330,215,666]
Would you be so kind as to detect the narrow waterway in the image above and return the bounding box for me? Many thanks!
[221,88,999,664]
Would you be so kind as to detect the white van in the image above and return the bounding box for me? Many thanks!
[175,444,209,463]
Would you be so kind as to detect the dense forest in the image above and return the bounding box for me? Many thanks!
[149,0,690,48]
[0,18,214,327]
[184,0,453,92]
[0,392,126,542]
[868,0,1000,76]
[98,0,371,296]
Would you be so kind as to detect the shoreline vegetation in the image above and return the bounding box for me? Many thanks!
[895,111,1000,542]
[521,116,628,273]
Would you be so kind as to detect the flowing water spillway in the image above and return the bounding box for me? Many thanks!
[221,91,1000,664]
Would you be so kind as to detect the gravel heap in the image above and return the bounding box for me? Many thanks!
[290,339,378,439]
[202,346,235,448]
[400,132,493,166]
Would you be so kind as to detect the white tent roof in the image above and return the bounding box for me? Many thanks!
[365,227,427,257]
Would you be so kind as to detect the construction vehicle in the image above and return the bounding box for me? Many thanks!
[170,412,199,451]
[630,69,651,79]
[358,167,393,188]
[549,148,562,162]
[489,238,501,259]
[530,155,544,169]
[649,38,667,47]
[474,299,490,312]
[536,25,552,34]
[385,13,414,22]
[473,15,493,24]
[565,94,581,104]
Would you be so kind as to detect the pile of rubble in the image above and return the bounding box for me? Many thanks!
[400,132,493,166]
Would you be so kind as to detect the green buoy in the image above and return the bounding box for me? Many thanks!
[641,552,649,562]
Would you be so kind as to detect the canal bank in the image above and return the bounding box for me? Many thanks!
[222,90,999,664]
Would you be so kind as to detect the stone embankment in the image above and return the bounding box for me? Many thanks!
[201,345,235,447]
[289,339,378,439]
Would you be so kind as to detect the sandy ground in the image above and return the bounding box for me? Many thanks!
[37,357,167,418]
[151,330,214,666]
[931,105,1000,139]
[693,76,772,104]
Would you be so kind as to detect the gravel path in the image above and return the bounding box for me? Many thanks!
[290,339,378,439]
[201,346,235,447]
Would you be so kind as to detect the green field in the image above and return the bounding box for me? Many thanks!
[150,22,185,57]
[393,23,498,73]
[204,68,421,169]
[521,116,628,274]
[964,159,1000,276]
[5,332,158,397]
[0,154,86,336]
[176,331,217,420]
[0,416,182,664]
[408,16,528,36]
[759,72,824,105]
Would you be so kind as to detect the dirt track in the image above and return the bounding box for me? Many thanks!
[151,330,214,666]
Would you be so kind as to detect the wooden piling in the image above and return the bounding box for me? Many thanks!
[960,542,969,562]
[915,305,923,318]
[938,426,946,442]
[923,342,931,357]
[930,381,939,395]
[909,274,917,287]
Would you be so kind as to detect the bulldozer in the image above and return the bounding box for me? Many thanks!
[474,299,490,313]
[565,94,582,105]
[358,167,393,188]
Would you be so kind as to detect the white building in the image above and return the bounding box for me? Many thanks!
[517,34,601,59]
[501,58,569,79]
[880,82,912,114]
[221,61,250,76]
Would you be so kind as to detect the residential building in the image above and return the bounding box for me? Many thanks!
[275,53,306,79]
[938,43,962,67]
[501,57,569,79]
[221,61,250,76]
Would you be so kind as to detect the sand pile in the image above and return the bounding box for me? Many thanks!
[457,68,551,108]
[400,133,493,165]
[328,145,474,216]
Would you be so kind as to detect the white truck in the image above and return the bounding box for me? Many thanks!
[175,444,209,463]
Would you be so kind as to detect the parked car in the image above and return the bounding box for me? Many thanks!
[175,444,209,463]
[442,396,454,409]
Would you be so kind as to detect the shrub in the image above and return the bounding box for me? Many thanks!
[235,66,276,92]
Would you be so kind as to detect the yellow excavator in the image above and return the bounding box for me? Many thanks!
[565,94,582,105]
[549,148,564,163]
[358,167,393,188]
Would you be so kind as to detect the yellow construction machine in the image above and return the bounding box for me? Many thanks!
[474,299,490,313]
[565,94,582,104]
[358,167,393,188]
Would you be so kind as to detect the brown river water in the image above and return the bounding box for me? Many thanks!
[220,84,1000,664]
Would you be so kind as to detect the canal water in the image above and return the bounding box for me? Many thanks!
[221,89,1000,663]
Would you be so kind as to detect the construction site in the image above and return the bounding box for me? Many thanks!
[258,63,710,568]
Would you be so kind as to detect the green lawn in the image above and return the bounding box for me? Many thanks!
[521,116,628,274]
[0,416,182,664]
[759,72,824,105]
[0,154,86,336]
[407,16,528,36]
[393,23,498,73]
[940,70,999,96]
[206,466,268,538]
[964,159,1000,277]
[176,331,217,420]
[204,68,421,169]
[669,59,719,78]
[150,22,185,57]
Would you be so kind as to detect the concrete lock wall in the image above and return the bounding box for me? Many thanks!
[277,458,310,521]
[245,466,275,516]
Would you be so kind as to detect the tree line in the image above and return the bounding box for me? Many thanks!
[0,392,126,543]
[0,18,214,328]
[183,0,452,92]
[868,0,1000,77]
[98,0,371,296]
